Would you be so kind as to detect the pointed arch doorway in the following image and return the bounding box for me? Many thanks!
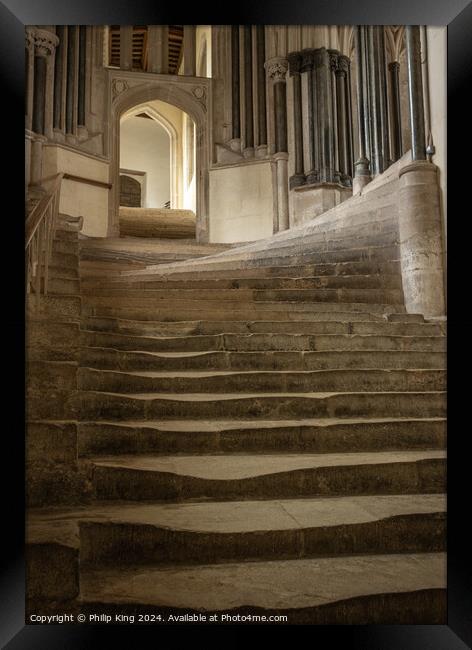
[108,71,210,241]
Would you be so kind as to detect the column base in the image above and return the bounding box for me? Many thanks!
[291,181,352,227]
[242,147,255,159]
[255,144,268,159]
[289,173,306,190]
[228,138,242,153]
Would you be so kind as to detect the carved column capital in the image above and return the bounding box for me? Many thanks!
[337,55,350,76]
[287,52,302,76]
[34,28,59,58]
[299,49,315,73]
[265,57,288,83]
[25,27,36,51]
[328,49,340,71]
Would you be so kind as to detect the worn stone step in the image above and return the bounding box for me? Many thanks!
[81,274,404,293]
[123,260,402,282]
[27,320,80,362]
[77,368,446,394]
[28,360,77,390]
[81,330,445,353]
[90,451,445,501]
[146,244,401,272]
[51,251,79,270]
[72,391,446,422]
[28,494,444,568]
[53,239,79,256]
[82,287,404,305]
[27,294,81,320]
[54,228,79,242]
[41,276,80,295]
[81,305,403,322]
[80,348,445,373]
[81,316,439,338]
[78,418,446,456]
[79,553,446,623]
[27,421,77,465]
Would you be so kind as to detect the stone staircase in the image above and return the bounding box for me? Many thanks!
[26,193,446,624]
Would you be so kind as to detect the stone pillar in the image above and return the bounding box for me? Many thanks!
[328,50,340,184]
[183,25,196,76]
[300,49,317,185]
[266,57,289,231]
[65,26,77,135]
[242,26,254,157]
[120,26,133,71]
[389,61,403,162]
[53,26,66,131]
[398,161,445,317]
[405,25,426,161]
[378,27,390,167]
[32,29,58,135]
[353,26,370,193]
[230,25,241,148]
[30,29,58,184]
[255,25,267,157]
[288,52,304,188]
[336,55,349,183]
[25,28,35,132]
[367,27,382,176]
[147,26,161,73]
[77,26,87,127]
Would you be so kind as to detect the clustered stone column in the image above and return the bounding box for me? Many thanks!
[353,26,371,192]
[287,46,354,190]
[287,52,305,189]
[266,57,289,231]
[229,26,267,158]
[26,28,59,186]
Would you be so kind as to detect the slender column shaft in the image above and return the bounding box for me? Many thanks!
[336,62,349,179]
[77,26,86,126]
[183,25,196,76]
[361,27,372,167]
[389,61,403,161]
[53,26,65,130]
[243,25,254,151]
[288,52,304,187]
[65,26,76,134]
[274,80,287,153]
[231,25,240,140]
[367,26,382,175]
[32,56,46,134]
[354,26,370,184]
[301,49,317,183]
[405,25,426,161]
[378,27,390,167]
[345,60,354,178]
[255,25,267,147]
[328,50,339,183]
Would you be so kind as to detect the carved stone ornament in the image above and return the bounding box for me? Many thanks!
[112,79,130,101]
[300,49,315,74]
[34,29,59,57]
[265,57,288,82]
[25,27,35,51]
[287,52,302,76]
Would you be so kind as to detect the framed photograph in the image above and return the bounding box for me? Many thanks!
[2,0,470,646]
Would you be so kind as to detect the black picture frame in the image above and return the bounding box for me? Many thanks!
[2,0,471,647]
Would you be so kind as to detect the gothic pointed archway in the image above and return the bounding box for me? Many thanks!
[108,70,211,241]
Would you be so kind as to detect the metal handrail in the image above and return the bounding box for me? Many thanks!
[25,173,63,308]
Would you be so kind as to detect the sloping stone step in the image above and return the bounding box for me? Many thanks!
[82,287,404,305]
[90,450,445,501]
[81,305,404,322]
[81,316,439,338]
[81,330,445,353]
[77,367,446,394]
[80,348,446,373]
[72,390,446,422]
[78,417,446,456]
[29,494,445,567]
[78,553,446,623]
[123,260,402,281]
